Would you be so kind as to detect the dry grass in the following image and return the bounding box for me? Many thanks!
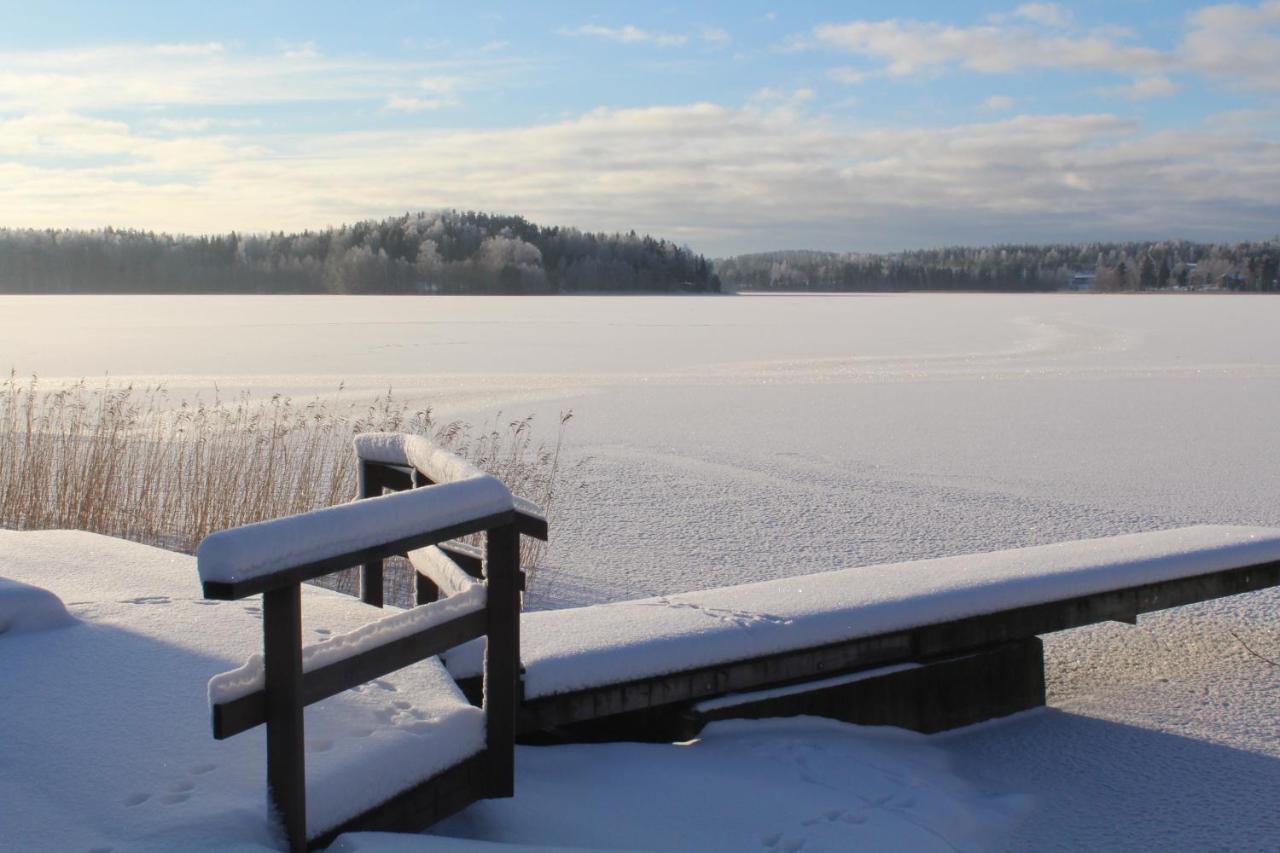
[0,374,568,602]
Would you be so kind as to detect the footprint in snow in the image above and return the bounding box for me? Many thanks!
[190,763,217,775]
[160,792,190,805]
[123,793,150,807]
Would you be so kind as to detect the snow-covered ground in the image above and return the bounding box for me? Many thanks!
[3,293,1280,850]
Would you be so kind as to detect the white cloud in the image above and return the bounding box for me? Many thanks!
[1012,3,1073,29]
[810,3,1280,96]
[826,66,872,84]
[701,28,732,45]
[812,18,1168,77]
[1096,75,1182,100]
[559,24,688,47]
[1182,1,1280,91]
[0,42,499,112]
[983,95,1015,111]
[385,95,449,112]
[3,100,1277,252]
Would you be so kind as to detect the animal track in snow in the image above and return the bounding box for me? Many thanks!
[634,598,794,630]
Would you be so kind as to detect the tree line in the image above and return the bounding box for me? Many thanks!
[0,211,720,295]
[715,240,1280,293]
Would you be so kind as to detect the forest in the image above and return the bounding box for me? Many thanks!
[0,211,720,295]
[715,241,1280,293]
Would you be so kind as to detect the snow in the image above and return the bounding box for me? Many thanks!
[6,293,1280,850]
[0,530,484,849]
[408,546,483,598]
[0,576,76,634]
[209,584,486,704]
[197,475,512,585]
[420,717,1030,853]
[356,433,490,486]
[445,525,1280,698]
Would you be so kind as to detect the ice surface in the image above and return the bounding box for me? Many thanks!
[6,293,1280,849]
[209,585,485,704]
[0,530,484,850]
[0,576,76,634]
[197,475,512,585]
[446,525,1280,698]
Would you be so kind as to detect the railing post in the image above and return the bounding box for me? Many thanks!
[263,583,307,852]
[358,461,384,607]
[483,522,520,797]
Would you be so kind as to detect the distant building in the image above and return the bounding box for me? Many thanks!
[1063,272,1095,292]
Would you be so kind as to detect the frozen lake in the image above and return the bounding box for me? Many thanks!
[7,292,1280,850]
[6,292,1279,606]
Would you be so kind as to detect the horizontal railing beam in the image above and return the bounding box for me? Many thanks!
[214,607,489,740]
[202,510,521,601]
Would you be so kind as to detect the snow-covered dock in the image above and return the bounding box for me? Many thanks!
[0,531,483,852]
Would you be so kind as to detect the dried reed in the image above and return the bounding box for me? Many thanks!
[0,373,568,603]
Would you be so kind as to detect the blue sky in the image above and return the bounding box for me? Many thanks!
[1,1,1277,254]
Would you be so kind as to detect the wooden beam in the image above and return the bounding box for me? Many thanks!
[214,608,488,740]
[263,584,306,853]
[201,510,520,600]
[511,558,1280,732]
[483,522,521,798]
[358,461,384,608]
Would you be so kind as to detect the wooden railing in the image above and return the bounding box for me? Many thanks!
[197,434,546,851]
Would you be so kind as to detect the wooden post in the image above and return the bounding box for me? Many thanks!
[483,522,520,797]
[358,461,383,608]
[263,584,307,852]
[416,572,440,605]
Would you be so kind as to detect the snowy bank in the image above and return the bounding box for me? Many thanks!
[0,531,482,850]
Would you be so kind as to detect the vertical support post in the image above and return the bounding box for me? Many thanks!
[483,522,520,797]
[415,572,440,605]
[358,461,383,608]
[263,584,307,852]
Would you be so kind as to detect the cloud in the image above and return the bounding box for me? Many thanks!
[4,100,1277,253]
[701,28,732,45]
[812,17,1168,77]
[1011,3,1073,29]
[559,24,688,47]
[0,42,502,112]
[1182,1,1280,91]
[1096,75,1182,100]
[983,95,1015,111]
[810,3,1280,96]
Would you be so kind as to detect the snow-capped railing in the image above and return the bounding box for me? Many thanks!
[354,432,547,608]
[195,434,548,853]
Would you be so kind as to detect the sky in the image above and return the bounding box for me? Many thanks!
[0,1,1277,256]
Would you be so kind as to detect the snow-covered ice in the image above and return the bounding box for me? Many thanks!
[446,525,1280,698]
[5,293,1280,850]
